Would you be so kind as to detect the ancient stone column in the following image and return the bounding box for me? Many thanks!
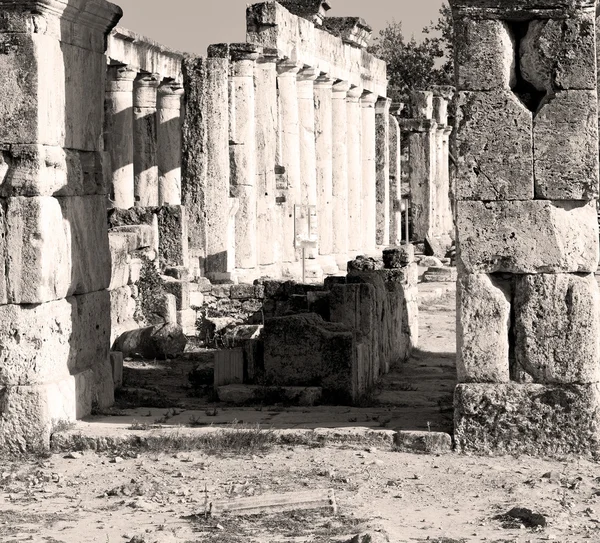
[389,104,403,245]
[375,97,391,247]
[182,45,233,281]
[432,94,453,252]
[255,48,280,274]
[361,91,378,253]
[133,72,160,207]
[106,65,137,209]
[331,80,351,269]
[402,91,437,249]
[451,0,600,455]
[276,59,303,272]
[229,43,262,279]
[157,81,184,206]
[297,66,322,279]
[0,0,119,451]
[314,75,338,275]
[346,85,364,255]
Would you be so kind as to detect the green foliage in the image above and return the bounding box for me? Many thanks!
[369,2,454,99]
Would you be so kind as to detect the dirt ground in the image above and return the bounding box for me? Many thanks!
[3,289,600,542]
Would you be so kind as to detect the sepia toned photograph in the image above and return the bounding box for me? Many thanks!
[0,0,599,541]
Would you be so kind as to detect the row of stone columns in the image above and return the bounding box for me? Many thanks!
[105,65,184,210]
[215,44,392,282]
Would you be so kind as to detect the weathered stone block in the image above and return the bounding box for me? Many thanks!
[457,274,511,383]
[422,266,458,283]
[383,244,414,268]
[155,205,189,267]
[110,351,124,389]
[0,299,74,386]
[113,323,188,360]
[263,313,354,404]
[162,276,190,310]
[514,274,600,384]
[73,290,111,375]
[231,284,257,300]
[520,14,596,92]
[0,145,105,197]
[110,224,155,251]
[456,200,598,273]
[108,232,132,291]
[533,91,599,199]
[454,18,516,91]
[454,91,533,200]
[109,285,137,344]
[454,383,600,456]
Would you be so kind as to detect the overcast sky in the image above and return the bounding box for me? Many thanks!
[115,0,445,55]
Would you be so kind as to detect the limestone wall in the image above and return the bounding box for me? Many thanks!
[0,0,121,451]
[451,0,600,455]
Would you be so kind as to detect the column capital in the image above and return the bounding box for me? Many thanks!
[133,72,160,108]
[433,95,448,125]
[375,97,392,114]
[106,64,137,92]
[314,74,335,88]
[390,102,406,116]
[229,42,262,62]
[410,90,434,120]
[257,47,282,64]
[360,91,378,107]
[277,58,303,76]
[332,80,351,95]
[297,67,320,82]
[158,81,185,109]
[134,72,161,88]
[346,85,363,102]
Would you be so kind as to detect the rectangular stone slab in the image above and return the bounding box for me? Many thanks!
[456,200,599,273]
[457,274,511,383]
[454,18,515,91]
[451,0,597,20]
[514,273,600,384]
[454,91,533,200]
[534,91,599,199]
[454,383,600,455]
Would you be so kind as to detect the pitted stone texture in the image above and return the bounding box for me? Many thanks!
[534,91,599,200]
[520,14,596,92]
[74,291,111,377]
[454,18,516,91]
[383,245,414,269]
[451,1,598,20]
[457,274,511,383]
[456,200,598,274]
[454,91,533,200]
[0,145,105,197]
[514,273,600,384]
[454,383,600,456]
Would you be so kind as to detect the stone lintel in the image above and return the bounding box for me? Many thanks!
[257,47,283,64]
[323,16,373,48]
[449,0,596,19]
[108,26,184,82]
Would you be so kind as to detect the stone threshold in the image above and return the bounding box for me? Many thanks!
[51,424,452,456]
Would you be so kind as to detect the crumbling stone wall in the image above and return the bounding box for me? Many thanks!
[451,0,600,455]
[0,0,121,451]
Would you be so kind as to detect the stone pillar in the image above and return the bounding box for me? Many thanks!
[133,73,160,207]
[229,43,261,279]
[331,80,351,269]
[361,91,378,253]
[182,45,233,281]
[157,81,184,206]
[432,94,454,253]
[402,91,437,247]
[451,0,600,455]
[389,104,403,245]
[346,85,364,255]
[106,65,136,209]
[276,60,303,272]
[297,67,322,279]
[255,49,280,274]
[314,75,338,275]
[0,0,119,451]
[375,97,391,247]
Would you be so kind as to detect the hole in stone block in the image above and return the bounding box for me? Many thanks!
[506,20,546,114]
